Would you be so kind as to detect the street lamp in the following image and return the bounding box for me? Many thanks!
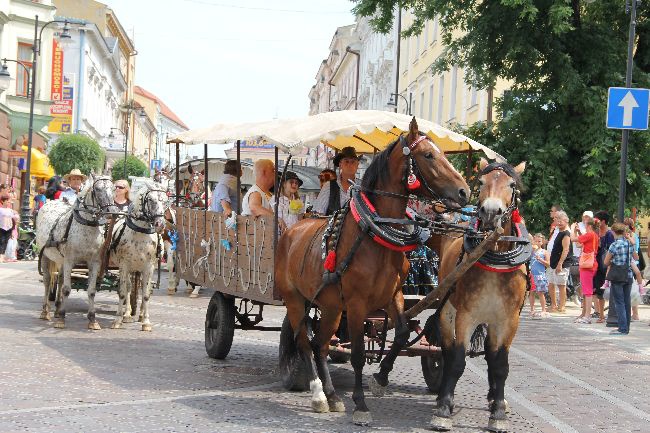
[19,15,74,227]
[115,101,145,180]
[0,59,32,97]
[387,92,412,116]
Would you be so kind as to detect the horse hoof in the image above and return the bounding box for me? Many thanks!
[40,311,51,321]
[311,397,329,413]
[185,287,193,294]
[167,289,176,296]
[189,293,199,298]
[327,395,345,412]
[53,320,65,329]
[111,321,122,330]
[489,399,510,413]
[122,316,134,323]
[369,374,386,398]
[430,415,453,431]
[142,323,153,332]
[487,417,509,433]
[88,321,101,331]
[352,410,372,426]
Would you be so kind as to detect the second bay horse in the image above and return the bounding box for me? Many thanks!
[275,118,470,426]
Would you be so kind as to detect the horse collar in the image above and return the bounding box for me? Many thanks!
[349,187,424,252]
[72,207,100,227]
[126,215,156,234]
[464,219,533,273]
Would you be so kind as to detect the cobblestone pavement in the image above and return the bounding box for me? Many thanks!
[1,261,649,432]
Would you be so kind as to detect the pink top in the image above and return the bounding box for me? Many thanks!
[0,207,17,231]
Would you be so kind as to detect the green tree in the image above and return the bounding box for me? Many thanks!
[48,134,105,177]
[353,0,650,232]
[112,155,149,181]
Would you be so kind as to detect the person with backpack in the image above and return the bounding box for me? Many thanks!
[312,146,361,215]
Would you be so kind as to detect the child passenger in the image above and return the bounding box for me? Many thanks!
[529,233,550,318]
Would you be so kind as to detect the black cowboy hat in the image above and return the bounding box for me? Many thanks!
[278,170,303,187]
[333,146,362,167]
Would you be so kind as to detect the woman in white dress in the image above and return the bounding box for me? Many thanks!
[271,171,305,233]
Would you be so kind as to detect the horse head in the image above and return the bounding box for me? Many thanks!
[133,181,169,234]
[400,117,469,208]
[80,172,118,215]
[477,157,526,230]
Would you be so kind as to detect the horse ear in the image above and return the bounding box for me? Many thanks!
[187,163,194,175]
[514,161,526,175]
[479,157,489,170]
[408,117,419,143]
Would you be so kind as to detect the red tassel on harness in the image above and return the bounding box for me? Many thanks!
[407,174,421,191]
[324,250,337,273]
[511,209,522,224]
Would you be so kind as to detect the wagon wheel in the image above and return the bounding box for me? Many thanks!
[204,292,235,359]
[328,315,351,363]
[421,355,444,394]
[278,315,311,391]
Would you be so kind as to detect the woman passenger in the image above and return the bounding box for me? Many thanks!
[271,171,305,232]
[113,179,131,213]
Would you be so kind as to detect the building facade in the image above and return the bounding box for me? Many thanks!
[0,0,57,201]
[134,86,189,169]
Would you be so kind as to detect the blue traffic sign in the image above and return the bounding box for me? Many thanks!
[606,87,650,130]
[150,159,162,170]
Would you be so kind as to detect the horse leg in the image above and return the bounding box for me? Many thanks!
[347,302,372,426]
[312,307,345,412]
[86,261,102,330]
[54,260,72,329]
[123,274,135,323]
[284,292,327,413]
[140,266,154,331]
[430,312,473,431]
[166,243,177,295]
[371,291,408,397]
[485,322,515,432]
[111,269,128,329]
[40,256,54,320]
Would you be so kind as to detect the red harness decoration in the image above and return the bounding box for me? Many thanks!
[472,219,524,273]
[349,192,419,253]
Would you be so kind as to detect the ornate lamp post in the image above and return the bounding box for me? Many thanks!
[15,16,73,227]
[387,92,413,116]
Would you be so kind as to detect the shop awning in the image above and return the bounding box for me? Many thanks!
[21,146,55,179]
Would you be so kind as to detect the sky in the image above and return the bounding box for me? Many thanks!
[105,0,358,131]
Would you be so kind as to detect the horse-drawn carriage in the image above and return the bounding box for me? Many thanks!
[168,111,529,432]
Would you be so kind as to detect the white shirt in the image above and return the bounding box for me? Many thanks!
[572,222,586,257]
[241,184,271,216]
[547,227,559,255]
[271,195,305,229]
[313,178,355,215]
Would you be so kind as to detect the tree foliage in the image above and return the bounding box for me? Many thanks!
[353,0,650,232]
[48,134,105,177]
[111,155,149,182]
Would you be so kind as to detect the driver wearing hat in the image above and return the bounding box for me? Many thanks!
[60,168,87,205]
[313,146,361,215]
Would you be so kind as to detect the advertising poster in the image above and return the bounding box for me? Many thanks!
[48,41,74,133]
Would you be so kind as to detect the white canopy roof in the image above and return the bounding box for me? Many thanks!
[170,110,505,161]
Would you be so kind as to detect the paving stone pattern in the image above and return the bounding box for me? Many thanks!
[1,261,649,432]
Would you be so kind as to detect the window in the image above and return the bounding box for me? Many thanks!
[424,21,429,46]
[428,84,434,120]
[420,91,425,118]
[449,66,458,120]
[404,36,410,69]
[415,33,420,60]
[432,16,439,44]
[17,43,33,97]
[470,85,479,107]
[437,75,445,124]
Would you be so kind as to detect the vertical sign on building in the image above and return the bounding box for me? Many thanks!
[48,41,74,133]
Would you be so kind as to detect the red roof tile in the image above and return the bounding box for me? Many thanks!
[134,86,189,130]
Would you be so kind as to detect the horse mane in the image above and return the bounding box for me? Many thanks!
[361,136,401,196]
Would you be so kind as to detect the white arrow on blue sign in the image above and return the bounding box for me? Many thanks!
[606,87,650,130]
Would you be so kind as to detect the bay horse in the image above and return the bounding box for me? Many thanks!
[430,158,528,432]
[36,173,117,329]
[110,181,168,331]
[275,119,470,426]
[186,163,205,208]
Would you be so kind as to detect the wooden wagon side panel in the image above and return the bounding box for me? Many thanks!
[236,215,282,305]
[174,207,206,286]
[203,210,238,294]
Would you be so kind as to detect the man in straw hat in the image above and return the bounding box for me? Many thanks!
[313,146,361,215]
[60,168,87,205]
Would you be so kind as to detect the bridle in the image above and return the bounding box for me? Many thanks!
[126,186,168,234]
[475,162,521,227]
[73,176,115,227]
